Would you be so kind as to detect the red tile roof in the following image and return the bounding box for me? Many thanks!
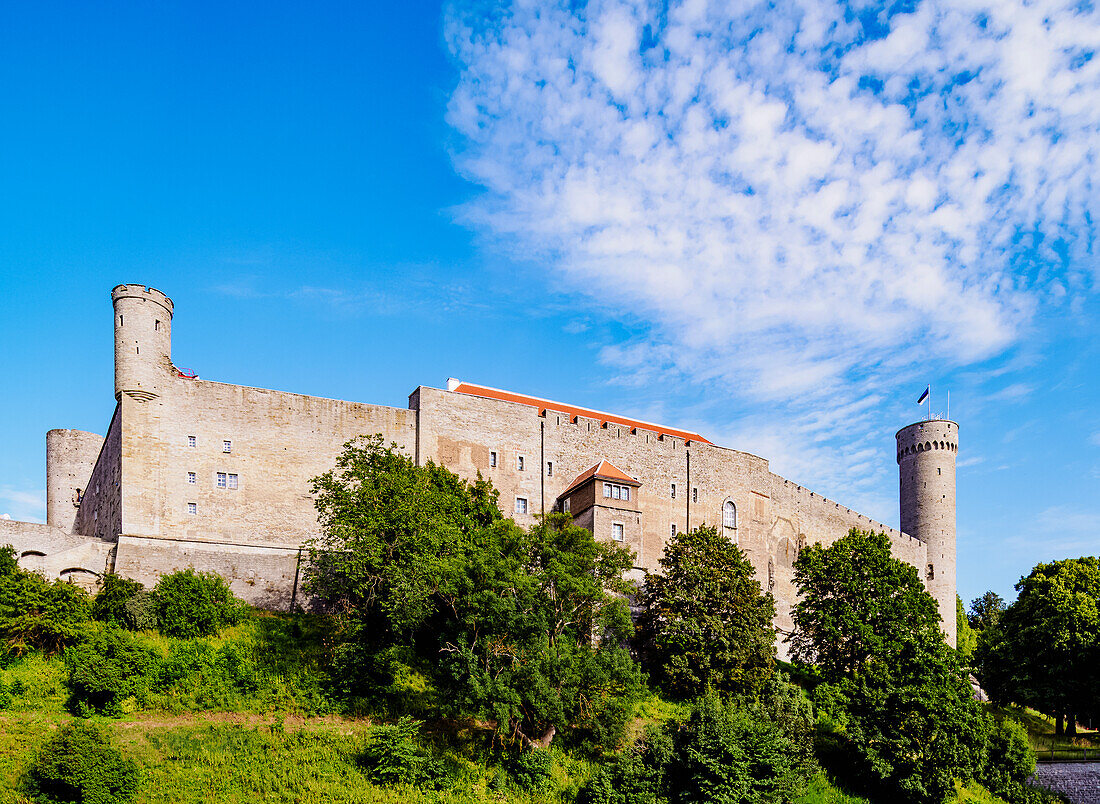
[560,460,641,498]
[448,381,712,444]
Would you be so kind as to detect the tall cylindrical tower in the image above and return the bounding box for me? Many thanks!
[45,429,103,533]
[112,284,174,401]
[896,419,958,646]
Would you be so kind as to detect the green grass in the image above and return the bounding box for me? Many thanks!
[990,704,1100,758]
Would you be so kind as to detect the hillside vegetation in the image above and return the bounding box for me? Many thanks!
[0,438,1067,804]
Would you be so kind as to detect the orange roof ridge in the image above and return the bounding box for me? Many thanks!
[449,380,711,444]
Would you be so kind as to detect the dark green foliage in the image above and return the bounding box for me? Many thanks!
[635,525,776,699]
[122,590,158,631]
[64,626,157,716]
[975,558,1100,731]
[969,591,1006,632]
[23,720,139,804]
[665,692,811,804]
[0,550,91,656]
[793,529,989,804]
[579,725,672,804]
[0,676,11,709]
[358,717,445,788]
[789,529,940,682]
[308,437,643,749]
[154,569,244,639]
[508,748,554,792]
[979,718,1037,803]
[92,574,144,626]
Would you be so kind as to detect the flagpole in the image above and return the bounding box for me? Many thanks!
[947,390,950,421]
[927,384,931,421]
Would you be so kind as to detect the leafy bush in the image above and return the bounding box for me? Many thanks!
[64,626,157,716]
[0,552,90,656]
[0,676,11,709]
[579,725,672,804]
[509,748,555,793]
[358,717,445,788]
[91,575,144,627]
[23,719,139,804]
[122,590,158,631]
[980,719,1041,804]
[154,569,244,638]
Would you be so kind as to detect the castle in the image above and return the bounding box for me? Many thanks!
[1,284,960,648]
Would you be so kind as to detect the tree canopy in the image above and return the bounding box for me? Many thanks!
[635,525,775,699]
[305,436,642,749]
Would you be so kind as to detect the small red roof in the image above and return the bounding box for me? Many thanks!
[448,380,711,444]
[560,460,641,498]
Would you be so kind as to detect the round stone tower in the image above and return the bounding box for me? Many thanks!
[45,428,103,533]
[896,419,958,647]
[112,284,174,401]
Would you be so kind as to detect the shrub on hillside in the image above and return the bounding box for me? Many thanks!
[92,574,144,627]
[979,719,1048,804]
[358,717,446,788]
[509,748,555,793]
[578,725,673,804]
[154,569,244,638]
[64,626,157,716]
[0,546,90,656]
[122,590,158,631]
[22,720,139,804]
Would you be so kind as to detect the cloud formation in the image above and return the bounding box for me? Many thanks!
[445,0,1099,407]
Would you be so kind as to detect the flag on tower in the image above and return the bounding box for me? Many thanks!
[916,386,930,405]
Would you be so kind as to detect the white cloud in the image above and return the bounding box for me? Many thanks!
[1090,431,1100,447]
[444,0,1100,499]
[0,488,45,524]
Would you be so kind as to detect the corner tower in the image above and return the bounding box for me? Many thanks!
[896,419,958,646]
[112,284,173,401]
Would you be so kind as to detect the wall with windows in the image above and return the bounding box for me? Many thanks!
[71,405,122,543]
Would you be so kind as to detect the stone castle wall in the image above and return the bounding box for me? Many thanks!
[45,429,103,533]
[71,405,122,542]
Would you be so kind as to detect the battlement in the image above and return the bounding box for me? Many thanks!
[896,419,959,463]
[111,284,174,316]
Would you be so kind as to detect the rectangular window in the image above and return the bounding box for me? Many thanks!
[623,486,630,501]
[670,483,676,499]
[217,472,227,488]
[516,455,525,471]
[612,523,624,542]
[670,523,677,537]
[563,498,571,513]
[223,440,232,453]
[187,502,197,514]
[187,472,196,485]
[515,497,528,514]
[692,487,698,503]
[604,483,612,498]
[155,320,160,331]
[490,451,497,468]
[188,435,196,448]
[227,473,238,490]
[546,461,553,477]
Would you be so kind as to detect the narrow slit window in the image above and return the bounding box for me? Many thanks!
[670,483,676,499]
[155,320,160,331]
[490,451,497,468]
[692,487,698,503]
[546,461,553,477]
[670,523,677,537]
[517,455,524,471]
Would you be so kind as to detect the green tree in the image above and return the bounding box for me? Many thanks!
[968,591,1006,631]
[307,437,643,749]
[635,525,775,699]
[792,529,988,804]
[23,720,139,804]
[91,574,144,627]
[788,529,940,681]
[153,569,243,639]
[0,547,90,656]
[975,558,1100,735]
[956,594,977,660]
[64,626,157,716]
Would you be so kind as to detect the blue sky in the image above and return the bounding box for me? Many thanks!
[1,0,1097,609]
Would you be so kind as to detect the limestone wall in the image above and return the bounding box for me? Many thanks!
[72,405,122,542]
[121,378,417,547]
[113,534,301,610]
[45,428,103,532]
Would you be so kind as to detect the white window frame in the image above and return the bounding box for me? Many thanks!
[217,472,227,488]
[603,483,612,498]
[227,473,238,490]
[187,502,197,514]
[188,435,196,448]
[223,440,232,453]
[723,500,737,529]
[612,522,625,542]
[670,523,677,537]
[563,498,571,513]
[490,451,497,468]
[187,472,196,485]
[515,496,528,514]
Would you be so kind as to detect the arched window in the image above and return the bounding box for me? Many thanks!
[723,501,737,528]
